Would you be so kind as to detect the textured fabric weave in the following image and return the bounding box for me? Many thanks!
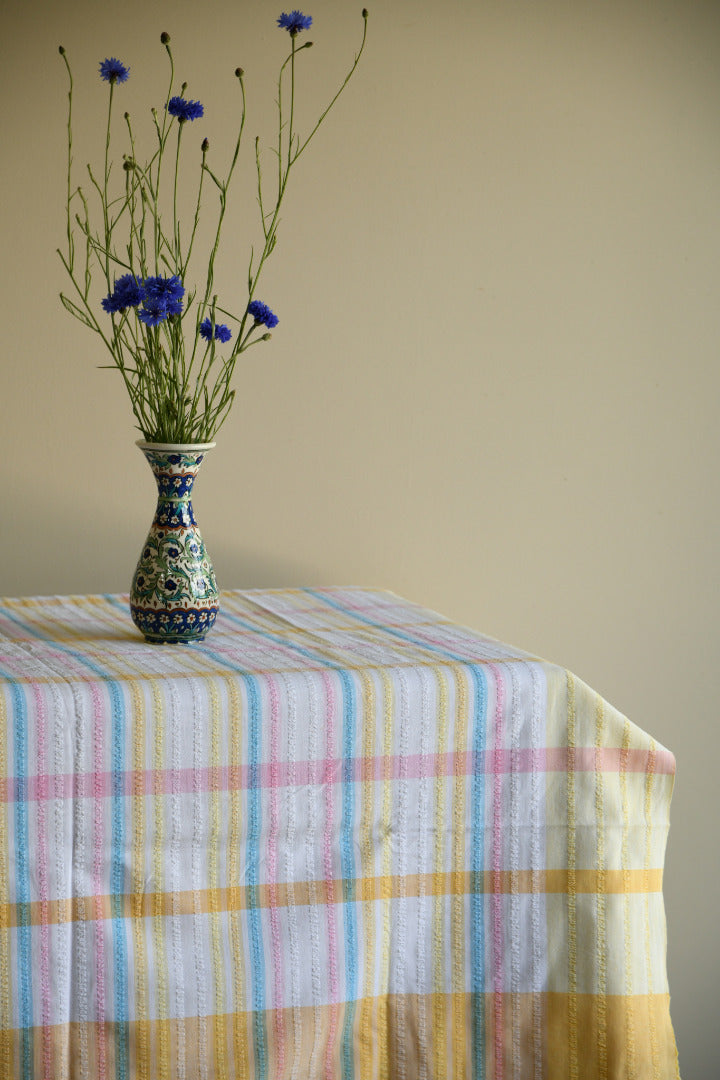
[0,587,680,1078]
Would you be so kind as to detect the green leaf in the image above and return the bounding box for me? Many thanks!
[60,292,95,328]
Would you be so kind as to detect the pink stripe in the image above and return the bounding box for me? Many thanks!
[32,685,53,1080]
[321,671,340,1080]
[267,676,286,1074]
[490,665,505,1080]
[1,746,675,803]
[90,680,107,1080]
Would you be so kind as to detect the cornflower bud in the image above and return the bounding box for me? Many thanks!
[160,32,171,44]
[58,45,65,55]
[235,67,244,78]
[201,137,210,153]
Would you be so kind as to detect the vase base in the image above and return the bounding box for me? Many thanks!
[130,603,218,645]
[143,635,194,646]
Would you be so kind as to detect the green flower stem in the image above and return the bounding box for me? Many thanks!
[173,122,183,265]
[293,10,368,166]
[186,297,221,425]
[75,186,93,299]
[125,114,161,282]
[288,36,297,174]
[236,39,316,350]
[153,44,175,273]
[59,48,75,273]
[58,12,369,442]
[102,82,115,287]
[180,143,208,280]
[189,72,246,378]
[57,252,112,347]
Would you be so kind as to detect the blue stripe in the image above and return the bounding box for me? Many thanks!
[107,676,129,1080]
[211,610,360,1074]
[301,588,468,665]
[217,608,343,670]
[5,678,34,1080]
[0,605,47,640]
[338,668,358,1080]
[0,611,131,1080]
[304,589,489,1077]
[53,652,129,1080]
[245,674,268,1079]
[196,638,267,1071]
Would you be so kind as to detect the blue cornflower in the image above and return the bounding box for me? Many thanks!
[247,300,279,328]
[137,298,171,327]
[167,96,204,122]
[101,273,144,314]
[99,58,129,84]
[277,11,313,34]
[143,275,185,316]
[200,318,232,343]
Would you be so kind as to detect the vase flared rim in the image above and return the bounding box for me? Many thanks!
[136,440,216,452]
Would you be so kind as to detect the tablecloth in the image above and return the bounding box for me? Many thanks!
[0,587,680,1079]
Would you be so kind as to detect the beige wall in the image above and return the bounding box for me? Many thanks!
[2,0,718,1073]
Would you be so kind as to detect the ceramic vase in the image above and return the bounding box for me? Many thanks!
[129,441,219,644]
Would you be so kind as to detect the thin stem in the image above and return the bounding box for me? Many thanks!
[288,35,296,173]
[173,121,183,266]
[180,143,208,278]
[57,14,369,443]
[59,49,75,271]
[190,72,246,374]
[102,81,114,286]
[153,43,175,271]
[293,14,368,166]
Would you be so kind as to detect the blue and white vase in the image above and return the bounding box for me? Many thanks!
[130,441,219,644]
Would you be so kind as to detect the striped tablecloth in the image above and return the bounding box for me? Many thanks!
[0,587,680,1079]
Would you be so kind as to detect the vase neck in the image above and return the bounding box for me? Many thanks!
[139,446,210,499]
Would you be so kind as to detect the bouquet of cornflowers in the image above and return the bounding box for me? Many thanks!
[58,9,368,443]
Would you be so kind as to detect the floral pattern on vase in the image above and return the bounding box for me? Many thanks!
[130,442,218,643]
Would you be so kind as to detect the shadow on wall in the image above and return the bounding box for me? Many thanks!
[1,485,316,599]
[210,541,320,593]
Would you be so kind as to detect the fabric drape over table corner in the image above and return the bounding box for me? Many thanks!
[0,586,680,1079]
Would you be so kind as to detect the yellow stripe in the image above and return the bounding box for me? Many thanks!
[24,608,168,1080]
[0,992,679,1078]
[358,669,376,1080]
[432,667,449,1080]
[129,674,149,1080]
[150,675,170,1079]
[45,622,169,1080]
[594,696,608,1080]
[0,595,532,682]
[225,674,249,1076]
[644,740,660,1080]
[566,673,578,1080]
[378,669,394,1080]
[621,718,637,1080]
[0,865,667,929]
[542,991,679,1078]
[102,643,169,1078]
[208,679,228,1080]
